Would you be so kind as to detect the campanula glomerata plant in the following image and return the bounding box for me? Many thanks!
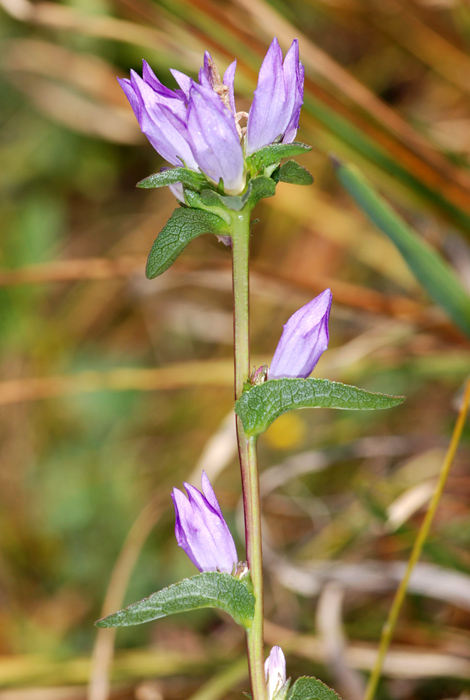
[96,39,404,700]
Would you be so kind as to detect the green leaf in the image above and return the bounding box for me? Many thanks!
[235,378,405,437]
[95,572,255,629]
[242,177,276,209]
[335,160,470,337]
[137,168,206,190]
[275,160,314,185]
[288,676,343,700]
[196,177,276,212]
[247,142,312,174]
[146,208,230,279]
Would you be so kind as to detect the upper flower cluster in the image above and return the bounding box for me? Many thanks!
[119,38,304,195]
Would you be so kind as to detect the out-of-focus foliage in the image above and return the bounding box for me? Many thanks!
[0,1,469,699]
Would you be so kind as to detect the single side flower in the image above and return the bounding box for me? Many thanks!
[265,646,289,700]
[172,471,238,574]
[269,288,332,379]
[119,54,245,194]
[246,38,304,155]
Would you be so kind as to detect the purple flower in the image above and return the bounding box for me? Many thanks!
[120,40,307,196]
[246,38,304,156]
[265,646,287,700]
[119,54,245,194]
[172,471,238,574]
[269,289,332,380]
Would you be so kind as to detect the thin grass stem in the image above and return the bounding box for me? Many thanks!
[364,378,470,700]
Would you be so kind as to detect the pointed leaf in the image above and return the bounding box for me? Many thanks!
[235,378,404,437]
[275,160,314,185]
[335,160,470,337]
[146,208,230,279]
[241,177,276,209]
[247,142,312,174]
[288,676,343,700]
[138,168,207,190]
[95,572,255,629]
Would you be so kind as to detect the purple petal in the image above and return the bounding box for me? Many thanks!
[173,487,223,572]
[223,60,237,113]
[118,66,200,169]
[172,488,202,570]
[155,103,197,165]
[246,38,304,155]
[172,474,238,574]
[198,51,213,88]
[270,289,332,379]
[142,60,183,101]
[186,82,245,193]
[130,70,186,118]
[130,72,198,169]
[281,40,299,116]
[117,77,141,121]
[201,470,223,517]
[246,38,286,155]
[184,481,237,573]
[283,60,304,144]
[170,68,192,99]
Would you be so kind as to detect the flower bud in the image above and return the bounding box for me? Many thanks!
[269,289,332,380]
[265,646,288,700]
[172,472,238,574]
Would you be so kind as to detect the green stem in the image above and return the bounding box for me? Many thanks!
[231,210,267,700]
[363,377,470,700]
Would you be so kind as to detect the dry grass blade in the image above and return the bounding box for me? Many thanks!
[231,0,470,193]
[3,39,130,106]
[0,0,199,57]
[372,0,470,97]
[316,583,365,700]
[0,258,146,286]
[4,74,140,144]
[88,498,163,700]
[364,378,470,700]
[0,362,234,405]
[0,689,88,700]
[265,622,470,680]
[188,658,248,700]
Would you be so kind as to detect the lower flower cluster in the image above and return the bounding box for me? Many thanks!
[173,471,290,699]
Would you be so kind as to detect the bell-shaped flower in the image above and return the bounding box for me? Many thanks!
[172,471,238,574]
[119,54,245,194]
[184,82,245,193]
[246,38,304,155]
[269,289,332,380]
[265,646,288,700]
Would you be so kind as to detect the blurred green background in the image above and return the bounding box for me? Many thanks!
[1,0,470,699]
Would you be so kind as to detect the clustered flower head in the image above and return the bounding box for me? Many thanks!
[119,38,304,195]
[172,471,238,574]
[265,646,289,700]
[269,288,332,380]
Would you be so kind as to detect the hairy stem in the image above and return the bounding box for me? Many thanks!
[363,377,470,700]
[231,210,267,700]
